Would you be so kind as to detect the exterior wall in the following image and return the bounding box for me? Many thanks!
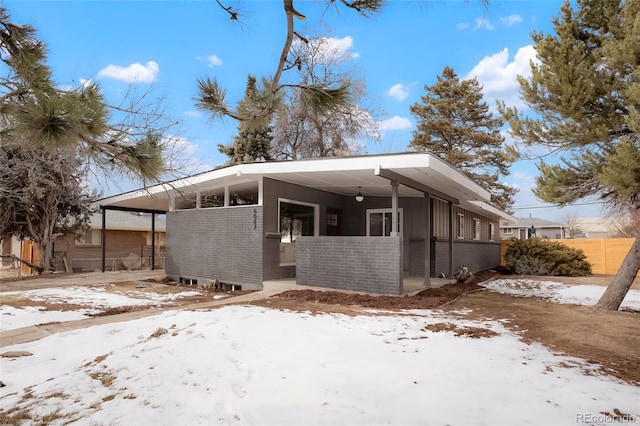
[409,239,502,277]
[296,236,403,294]
[56,231,164,272]
[166,206,264,289]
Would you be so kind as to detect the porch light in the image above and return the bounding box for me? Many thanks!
[355,187,364,202]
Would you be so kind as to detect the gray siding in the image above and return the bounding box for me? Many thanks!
[165,206,263,289]
[409,239,502,278]
[296,236,403,294]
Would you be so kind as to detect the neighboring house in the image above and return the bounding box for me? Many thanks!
[55,211,166,272]
[500,217,567,240]
[96,152,516,294]
[568,216,630,239]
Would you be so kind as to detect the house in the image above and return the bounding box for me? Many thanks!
[0,211,165,276]
[95,152,516,294]
[500,217,567,240]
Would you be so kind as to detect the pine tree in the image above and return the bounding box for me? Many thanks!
[499,0,640,310]
[218,75,273,165]
[409,66,517,212]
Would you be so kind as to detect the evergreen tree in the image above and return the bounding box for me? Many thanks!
[218,75,273,165]
[409,66,517,212]
[499,0,640,310]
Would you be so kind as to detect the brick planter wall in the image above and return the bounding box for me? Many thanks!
[296,236,403,294]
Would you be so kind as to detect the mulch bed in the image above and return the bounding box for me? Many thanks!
[274,269,500,310]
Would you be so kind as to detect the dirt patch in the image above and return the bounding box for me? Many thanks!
[423,322,498,338]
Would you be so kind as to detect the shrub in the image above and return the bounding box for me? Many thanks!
[504,237,592,276]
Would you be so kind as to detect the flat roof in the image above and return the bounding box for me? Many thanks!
[94,152,516,222]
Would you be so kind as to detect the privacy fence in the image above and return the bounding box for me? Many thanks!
[501,238,638,276]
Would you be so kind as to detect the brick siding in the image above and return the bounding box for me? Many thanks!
[296,236,403,294]
[165,206,264,289]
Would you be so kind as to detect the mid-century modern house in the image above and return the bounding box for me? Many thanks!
[95,152,516,294]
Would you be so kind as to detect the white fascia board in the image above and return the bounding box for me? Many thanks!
[466,200,517,223]
[425,155,491,201]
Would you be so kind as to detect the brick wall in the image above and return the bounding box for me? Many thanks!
[56,231,163,272]
[296,236,403,294]
[166,206,264,289]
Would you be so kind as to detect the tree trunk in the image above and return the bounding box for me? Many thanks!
[596,237,640,310]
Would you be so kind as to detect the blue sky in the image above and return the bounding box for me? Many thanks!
[5,0,607,222]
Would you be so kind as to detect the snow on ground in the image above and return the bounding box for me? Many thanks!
[483,279,640,310]
[0,306,637,426]
[0,286,201,331]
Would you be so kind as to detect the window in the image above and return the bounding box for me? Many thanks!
[489,223,495,241]
[201,188,225,208]
[278,199,319,265]
[76,229,101,246]
[503,227,513,234]
[366,209,403,236]
[457,214,464,239]
[327,213,338,227]
[473,218,481,240]
[229,181,258,206]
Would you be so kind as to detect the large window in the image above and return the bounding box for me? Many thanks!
[76,229,101,246]
[366,209,403,236]
[279,199,318,265]
[473,218,481,240]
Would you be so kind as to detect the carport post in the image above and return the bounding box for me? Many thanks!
[448,201,454,278]
[101,206,106,272]
[151,213,156,271]
[391,180,399,237]
[424,192,431,288]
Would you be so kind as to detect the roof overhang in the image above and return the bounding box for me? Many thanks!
[93,152,514,222]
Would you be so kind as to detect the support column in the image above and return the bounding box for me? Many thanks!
[448,201,454,278]
[151,213,156,271]
[101,206,106,272]
[424,192,431,288]
[391,180,399,237]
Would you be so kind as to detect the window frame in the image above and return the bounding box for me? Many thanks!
[366,208,404,237]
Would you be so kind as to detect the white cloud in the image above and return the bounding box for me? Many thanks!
[456,22,470,30]
[183,110,203,118]
[196,54,223,67]
[475,17,494,31]
[466,45,538,110]
[97,61,159,83]
[500,14,523,27]
[377,116,412,131]
[387,83,410,102]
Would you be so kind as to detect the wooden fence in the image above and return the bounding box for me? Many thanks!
[501,238,638,276]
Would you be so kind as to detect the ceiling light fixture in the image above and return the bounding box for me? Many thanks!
[355,187,364,203]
